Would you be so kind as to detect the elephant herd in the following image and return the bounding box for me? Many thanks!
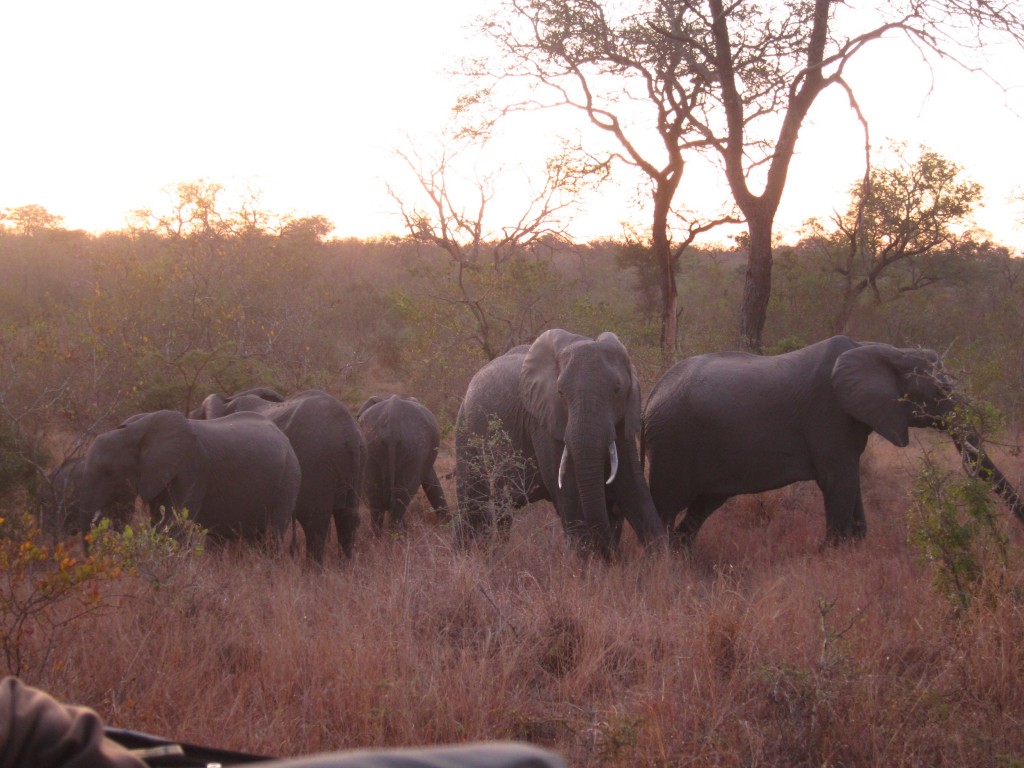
[46,391,448,564]
[44,331,1024,563]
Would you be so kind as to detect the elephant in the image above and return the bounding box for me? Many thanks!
[80,409,300,544]
[192,388,366,563]
[357,394,449,532]
[42,456,136,540]
[641,335,1024,547]
[455,329,666,559]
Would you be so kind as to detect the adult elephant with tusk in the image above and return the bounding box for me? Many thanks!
[641,335,1024,548]
[455,329,665,559]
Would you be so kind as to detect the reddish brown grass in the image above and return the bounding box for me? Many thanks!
[14,435,1024,767]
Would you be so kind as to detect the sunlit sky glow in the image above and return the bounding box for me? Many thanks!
[1,1,1022,248]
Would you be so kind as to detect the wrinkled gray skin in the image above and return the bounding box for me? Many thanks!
[43,456,136,540]
[357,395,449,532]
[642,335,1024,547]
[80,410,299,544]
[193,388,366,563]
[455,329,666,559]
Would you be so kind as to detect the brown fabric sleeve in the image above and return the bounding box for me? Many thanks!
[0,677,145,768]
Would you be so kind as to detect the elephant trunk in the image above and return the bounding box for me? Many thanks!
[78,482,107,521]
[559,442,618,489]
[951,431,1024,524]
[562,398,618,559]
[571,443,616,559]
[614,438,668,548]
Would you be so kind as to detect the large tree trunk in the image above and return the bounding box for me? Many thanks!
[652,197,678,356]
[739,210,774,352]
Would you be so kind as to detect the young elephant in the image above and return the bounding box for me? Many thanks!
[642,335,1024,548]
[192,389,366,562]
[81,410,300,544]
[357,394,449,532]
[43,456,136,540]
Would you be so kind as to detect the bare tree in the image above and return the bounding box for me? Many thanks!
[387,133,595,360]
[464,0,1024,351]
[460,2,738,353]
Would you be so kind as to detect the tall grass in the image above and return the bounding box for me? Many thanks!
[13,436,1024,767]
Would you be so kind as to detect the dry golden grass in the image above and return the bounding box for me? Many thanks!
[15,434,1024,767]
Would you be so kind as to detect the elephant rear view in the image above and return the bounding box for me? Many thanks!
[357,395,449,532]
[193,388,367,563]
[80,410,299,543]
[642,335,1024,548]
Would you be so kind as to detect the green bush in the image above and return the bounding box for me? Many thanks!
[908,454,1010,615]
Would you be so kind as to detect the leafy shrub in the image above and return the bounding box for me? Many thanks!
[0,512,116,675]
[0,508,206,676]
[0,420,49,515]
[88,507,206,589]
[453,418,538,547]
[908,454,1009,615]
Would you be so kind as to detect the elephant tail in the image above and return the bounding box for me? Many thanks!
[639,418,647,473]
[387,439,398,516]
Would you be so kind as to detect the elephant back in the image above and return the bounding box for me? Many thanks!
[191,411,299,537]
[457,349,530,449]
[361,396,440,443]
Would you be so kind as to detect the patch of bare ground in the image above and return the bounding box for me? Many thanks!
[14,431,1024,766]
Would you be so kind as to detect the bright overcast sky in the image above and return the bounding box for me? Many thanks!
[1,1,1022,247]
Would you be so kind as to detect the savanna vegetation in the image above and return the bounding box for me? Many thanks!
[1,158,1023,765]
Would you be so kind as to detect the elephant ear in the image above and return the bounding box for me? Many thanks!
[597,332,642,438]
[358,396,385,419]
[520,329,587,439]
[135,410,196,501]
[832,344,911,447]
[193,393,227,420]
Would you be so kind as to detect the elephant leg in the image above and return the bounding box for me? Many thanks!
[492,472,531,534]
[333,489,360,558]
[391,487,413,529]
[455,442,492,550]
[852,484,866,538]
[820,469,866,544]
[649,470,686,536]
[369,504,386,535]
[422,469,450,520]
[674,494,728,548]
[301,515,330,565]
[605,490,625,549]
[608,444,665,547]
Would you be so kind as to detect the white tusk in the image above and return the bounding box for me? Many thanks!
[558,445,569,489]
[607,441,619,485]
